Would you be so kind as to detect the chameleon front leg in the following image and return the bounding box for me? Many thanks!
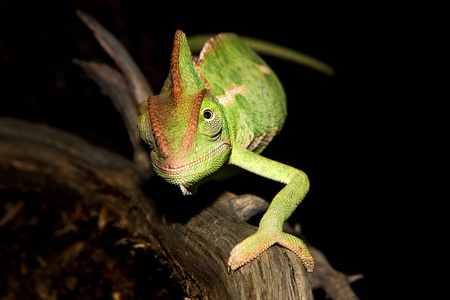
[228,146,314,272]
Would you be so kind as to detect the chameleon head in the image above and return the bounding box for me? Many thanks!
[137,30,232,192]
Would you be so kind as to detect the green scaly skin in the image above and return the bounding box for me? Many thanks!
[137,30,314,272]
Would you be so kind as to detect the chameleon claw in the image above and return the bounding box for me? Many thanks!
[227,264,235,276]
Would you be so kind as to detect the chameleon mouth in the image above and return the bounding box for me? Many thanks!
[150,141,231,175]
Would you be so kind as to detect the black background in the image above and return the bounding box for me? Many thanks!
[1,1,412,299]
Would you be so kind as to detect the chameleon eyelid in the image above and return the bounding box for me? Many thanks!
[202,108,214,120]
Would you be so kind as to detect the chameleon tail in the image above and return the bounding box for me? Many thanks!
[187,33,335,76]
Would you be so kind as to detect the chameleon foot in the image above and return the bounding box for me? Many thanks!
[228,230,314,272]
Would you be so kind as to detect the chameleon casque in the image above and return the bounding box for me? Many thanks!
[137,30,314,272]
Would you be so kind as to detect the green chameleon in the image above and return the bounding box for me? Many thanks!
[137,30,330,273]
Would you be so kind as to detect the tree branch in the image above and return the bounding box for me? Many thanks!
[0,117,312,299]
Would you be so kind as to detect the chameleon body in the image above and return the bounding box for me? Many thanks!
[137,30,314,272]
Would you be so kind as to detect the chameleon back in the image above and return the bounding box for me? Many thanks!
[195,34,287,154]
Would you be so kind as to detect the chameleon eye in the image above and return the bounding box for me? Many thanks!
[202,108,214,120]
[200,107,222,140]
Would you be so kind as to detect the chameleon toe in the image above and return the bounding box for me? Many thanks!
[276,232,314,272]
[227,232,276,271]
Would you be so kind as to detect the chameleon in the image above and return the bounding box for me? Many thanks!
[137,30,315,272]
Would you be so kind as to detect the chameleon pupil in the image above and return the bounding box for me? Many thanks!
[203,109,213,119]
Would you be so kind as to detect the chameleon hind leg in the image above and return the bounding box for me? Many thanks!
[228,146,314,272]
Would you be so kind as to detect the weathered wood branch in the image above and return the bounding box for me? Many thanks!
[75,9,153,107]
[0,117,313,299]
[71,58,152,175]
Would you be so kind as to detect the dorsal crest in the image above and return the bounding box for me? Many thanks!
[148,30,209,158]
